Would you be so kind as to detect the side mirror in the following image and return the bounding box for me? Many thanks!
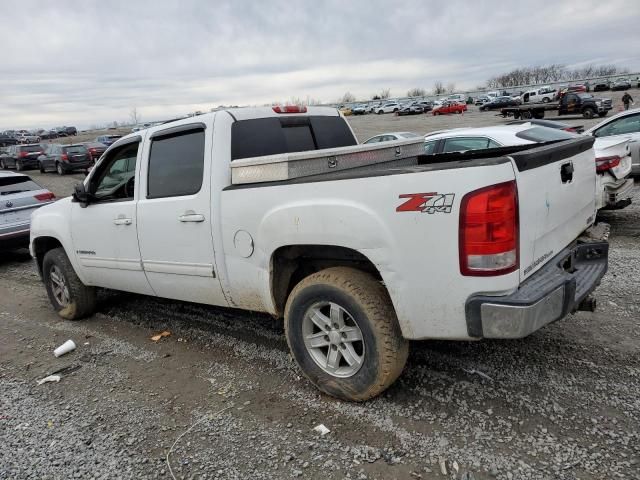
[72,182,91,208]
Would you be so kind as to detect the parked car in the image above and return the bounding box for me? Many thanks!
[64,126,78,136]
[0,134,18,147]
[506,119,584,134]
[83,142,108,162]
[424,124,633,210]
[52,127,68,137]
[16,132,41,144]
[479,96,520,111]
[95,135,122,146]
[432,101,467,115]
[38,143,93,175]
[611,78,632,91]
[474,95,490,105]
[521,87,556,103]
[446,94,466,104]
[417,100,433,112]
[502,92,612,120]
[397,103,424,115]
[368,102,382,113]
[38,130,58,140]
[0,171,56,249]
[0,144,45,171]
[362,132,421,144]
[30,106,608,401]
[584,108,640,175]
[375,102,401,114]
[593,80,611,92]
[351,104,367,115]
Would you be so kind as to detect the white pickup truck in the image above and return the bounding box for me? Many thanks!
[30,106,609,401]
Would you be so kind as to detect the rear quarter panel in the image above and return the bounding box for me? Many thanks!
[220,162,518,340]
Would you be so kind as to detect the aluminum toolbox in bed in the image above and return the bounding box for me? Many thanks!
[230,138,426,185]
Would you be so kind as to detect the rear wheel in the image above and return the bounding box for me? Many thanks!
[284,267,409,401]
[598,112,607,118]
[0,159,5,169]
[56,162,65,175]
[39,162,45,173]
[43,248,96,320]
[16,160,23,171]
[521,110,533,119]
[542,97,550,103]
[583,107,595,119]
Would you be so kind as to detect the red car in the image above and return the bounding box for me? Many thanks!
[432,102,467,115]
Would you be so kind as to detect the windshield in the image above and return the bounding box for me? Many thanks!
[64,145,88,154]
[20,145,43,153]
[515,126,578,142]
[577,93,593,99]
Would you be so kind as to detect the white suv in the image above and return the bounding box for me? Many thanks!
[375,102,400,114]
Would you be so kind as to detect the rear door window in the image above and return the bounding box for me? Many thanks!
[147,129,205,198]
[231,115,356,160]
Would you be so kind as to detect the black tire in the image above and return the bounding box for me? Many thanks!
[598,112,607,118]
[0,159,5,169]
[42,248,96,320]
[16,160,24,171]
[377,110,383,115]
[583,107,595,119]
[521,110,533,119]
[533,111,545,119]
[284,267,409,401]
[393,108,398,113]
[542,97,550,103]
[39,162,46,173]
[56,162,65,175]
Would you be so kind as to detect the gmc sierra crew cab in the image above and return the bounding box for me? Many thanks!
[30,106,608,401]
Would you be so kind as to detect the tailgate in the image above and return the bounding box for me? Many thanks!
[510,137,596,280]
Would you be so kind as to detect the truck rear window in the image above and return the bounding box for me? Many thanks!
[20,145,43,153]
[515,127,577,143]
[63,145,87,154]
[231,116,356,161]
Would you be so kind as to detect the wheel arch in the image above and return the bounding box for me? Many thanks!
[270,244,386,319]
[32,236,64,277]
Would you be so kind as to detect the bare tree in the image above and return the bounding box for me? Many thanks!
[433,81,445,95]
[379,88,391,99]
[340,92,356,103]
[407,87,426,97]
[129,107,141,126]
[487,63,628,88]
[446,82,456,94]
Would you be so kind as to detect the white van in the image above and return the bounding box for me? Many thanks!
[522,87,556,103]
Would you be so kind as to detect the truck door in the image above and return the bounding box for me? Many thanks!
[564,94,579,114]
[136,120,228,306]
[70,137,154,295]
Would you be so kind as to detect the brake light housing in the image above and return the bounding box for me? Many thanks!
[459,181,519,276]
[595,155,621,172]
[19,151,28,158]
[60,153,69,162]
[34,192,56,202]
[272,105,307,114]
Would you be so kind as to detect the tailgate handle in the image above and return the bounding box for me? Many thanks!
[560,162,574,183]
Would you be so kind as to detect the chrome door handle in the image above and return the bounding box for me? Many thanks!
[179,213,205,223]
[113,217,132,225]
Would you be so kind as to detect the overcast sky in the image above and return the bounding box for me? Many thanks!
[2,0,640,130]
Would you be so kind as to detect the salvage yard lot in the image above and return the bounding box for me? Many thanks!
[1,107,639,480]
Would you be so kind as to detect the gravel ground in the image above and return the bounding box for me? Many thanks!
[1,107,639,480]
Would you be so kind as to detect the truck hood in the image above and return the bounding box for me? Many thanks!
[594,137,632,179]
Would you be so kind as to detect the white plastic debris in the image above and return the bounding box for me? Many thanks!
[54,339,76,357]
[453,460,459,473]
[313,424,330,436]
[37,375,61,385]
[462,368,494,382]
[438,457,447,475]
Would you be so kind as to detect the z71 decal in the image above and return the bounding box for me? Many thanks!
[396,192,455,214]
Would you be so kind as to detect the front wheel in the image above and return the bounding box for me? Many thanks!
[284,267,409,401]
[598,112,607,118]
[542,97,550,103]
[39,163,45,173]
[56,162,65,175]
[43,248,96,320]
[583,107,595,119]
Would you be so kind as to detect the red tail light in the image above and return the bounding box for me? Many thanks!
[61,153,69,162]
[19,151,28,158]
[272,105,307,114]
[459,181,519,276]
[563,127,577,133]
[595,155,620,172]
[34,192,56,201]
